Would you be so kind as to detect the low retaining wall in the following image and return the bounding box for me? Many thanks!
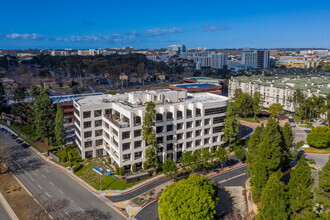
[49,152,60,162]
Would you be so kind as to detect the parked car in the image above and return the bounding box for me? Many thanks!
[21,143,29,148]
[16,139,23,143]
[10,134,18,139]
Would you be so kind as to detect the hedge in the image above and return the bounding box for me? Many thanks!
[72,163,83,172]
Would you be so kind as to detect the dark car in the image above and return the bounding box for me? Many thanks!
[16,139,23,143]
[10,134,18,139]
[21,143,29,148]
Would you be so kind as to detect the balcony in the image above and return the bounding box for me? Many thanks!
[104,114,130,128]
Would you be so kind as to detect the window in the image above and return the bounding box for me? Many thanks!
[186,141,192,148]
[74,108,80,117]
[204,128,210,134]
[167,143,173,151]
[195,120,201,127]
[134,141,142,149]
[104,122,109,129]
[166,112,173,120]
[95,129,102,137]
[95,139,103,146]
[195,139,201,147]
[186,109,192,118]
[177,133,183,140]
[113,139,118,147]
[186,131,192,138]
[105,109,112,115]
[122,143,130,151]
[156,126,163,133]
[186,121,192,128]
[177,123,183,130]
[134,116,141,125]
[84,131,92,138]
[177,110,183,119]
[195,130,201,137]
[105,132,110,140]
[112,128,118,136]
[167,124,173,132]
[83,111,91,119]
[204,118,210,125]
[76,136,81,146]
[123,154,131,161]
[85,141,92,148]
[204,107,227,116]
[122,131,130,139]
[167,135,173,141]
[156,113,163,121]
[177,143,183,149]
[134,129,141,137]
[75,116,80,127]
[204,138,210,145]
[212,136,218,143]
[196,108,201,116]
[134,152,142,159]
[95,120,102,127]
[94,110,102,117]
[75,126,81,137]
[213,116,225,124]
[156,136,163,143]
[213,126,223,134]
[84,121,91,128]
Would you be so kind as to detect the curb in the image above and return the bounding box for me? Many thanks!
[0,192,18,220]
[120,177,164,195]
[113,205,129,218]
[141,195,160,208]
[243,177,250,215]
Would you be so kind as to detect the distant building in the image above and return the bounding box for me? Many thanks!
[51,50,68,56]
[276,60,320,69]
[169,83,223,95]
[180,51,228,70]
[78,49,100,56]
[241,48,270,69]
[168,44,187,56]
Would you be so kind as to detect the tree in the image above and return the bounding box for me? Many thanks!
[257,171,290,220]
[215,146,228,168]
[253,92,263,120]
[222,115,239,147]
[162,158,178,178]
[306,126,330,149]
[236,93,253,118]
[137,63,145,86]
[29,85,41,101]
[132,163,136,172]
[292,88,304,111]
[119,167,125,176]
[246,125,264,175]
[13,87,25,102]
[0,83,7,117]
[233,142,246,162]
[33,90,56,145]
[269,103,283,120]
[201,148,213,168]
[179,151,194,171]
[319,156,330,196]
[288,156,314,217]
[142,102,156,146]
[158,174,218,220]
[54,103,66,147]
[145,146,160,169]
[233,88,243,101]
[283,123,294,151]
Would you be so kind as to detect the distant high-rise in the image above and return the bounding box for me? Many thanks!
[241,48,269,69]
[168,44,187,56]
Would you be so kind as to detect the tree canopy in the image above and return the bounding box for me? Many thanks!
[306,126,330,149]
[162,158,177,178]
[158,174,218,220]
[54,103,66,146]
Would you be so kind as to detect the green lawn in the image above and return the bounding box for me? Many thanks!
[302,147,330,154]
[294,116,301,123]
[74,164,144,190]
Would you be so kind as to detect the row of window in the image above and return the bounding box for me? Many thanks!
[123,151,143,161]
[84,139,103,148]
[82,109,103,119]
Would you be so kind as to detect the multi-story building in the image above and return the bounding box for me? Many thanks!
[229,75,330,112]
[180,51,228,70]
[168,44,187,56]
[241,48,270,69]
[74,90,228,171]
[276,59,320,69]
[169,83,223,95]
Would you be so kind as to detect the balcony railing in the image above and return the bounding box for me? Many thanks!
[104,114,130,128]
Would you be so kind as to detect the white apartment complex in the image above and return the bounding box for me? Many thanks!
[229,75,330,112]
[241,48,270,69]
[74,90,228,171]
[180,51,228,70]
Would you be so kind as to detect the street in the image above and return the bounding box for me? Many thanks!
[0,133,124,220]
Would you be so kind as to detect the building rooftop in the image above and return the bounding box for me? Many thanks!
[173,83,219,89]
[50,93,104,104]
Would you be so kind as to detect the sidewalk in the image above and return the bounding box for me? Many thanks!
[0,192,18,220]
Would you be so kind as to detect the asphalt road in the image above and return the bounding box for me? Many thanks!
[0,133,124,220]
[106,178,170,203]
[135,165,249,220]
[0,200,11,220]
[304,153,329,170]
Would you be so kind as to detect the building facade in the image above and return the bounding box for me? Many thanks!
[168,44,187,56]
[74,90,228,171]
[241,48,270,69]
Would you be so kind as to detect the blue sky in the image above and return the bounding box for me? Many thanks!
[1,0,330,49]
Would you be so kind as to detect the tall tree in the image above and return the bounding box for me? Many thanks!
[316,156,330,220]
[13,87,25,102]
[257,171,290,220]
[222,115,239,148]
[145,146,160,169]
[33,90,56,145]
[246,125,264,175]
[179,151,194,172]
[215,146,228,168]
[269,103,283,120]
[253,92,263,121]
[233,88,243,101]
[236,93,253,118]
[201,148,213,168]
[142,102,156,146]
[292,88,304,111]
[29,85,41,101]
[233,142,246,162]
[288,156,314,217]
[0,83,7,117]
[54,103,66,147]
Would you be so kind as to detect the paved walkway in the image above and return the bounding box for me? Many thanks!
[0,192,17,220]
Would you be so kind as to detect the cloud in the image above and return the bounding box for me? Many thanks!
[5,33,43,40]
[56,35,109,42]
[111,31,138,43]
[145,27,183,36]
[55,32,138,43]
[203,25,230,32]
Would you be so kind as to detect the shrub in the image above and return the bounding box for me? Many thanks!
[108,157,111,164]
[47,146,60,156]
[143,161,148,170]
[132,163,136,173]
[119,167,125,176]
[73,163,83,172]
[115,167,120,175]
[57,150,68,162]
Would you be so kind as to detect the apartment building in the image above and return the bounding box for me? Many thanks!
[241,48,270,69]
[229,75,330,112]
[168,44,187,56]
[180,51,228,70]
[74,90,228,171]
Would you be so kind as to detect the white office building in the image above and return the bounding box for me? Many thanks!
[74,90,228,171]
[168,44,187,56]
[180,51,228,70]
[241,48,270,69]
